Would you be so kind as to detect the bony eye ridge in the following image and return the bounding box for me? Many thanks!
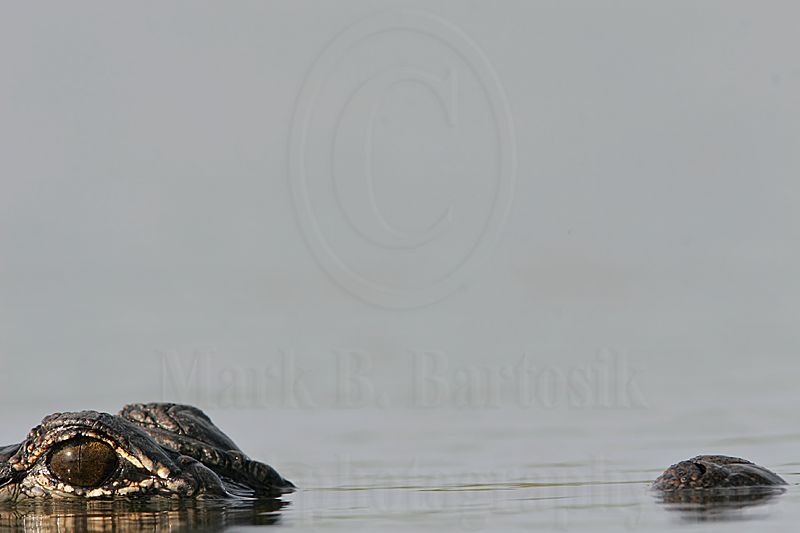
[48,437,119,488]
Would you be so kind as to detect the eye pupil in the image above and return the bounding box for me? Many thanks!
[48,438,118,488]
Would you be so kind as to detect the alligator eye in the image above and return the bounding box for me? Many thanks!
[48,437,119,488]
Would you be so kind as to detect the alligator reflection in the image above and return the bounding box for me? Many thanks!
[655,486,785,522]
[0,498,288,532]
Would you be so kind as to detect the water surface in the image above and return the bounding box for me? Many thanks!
[2,392,799,532]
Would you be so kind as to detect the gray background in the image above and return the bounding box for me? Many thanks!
[1,0,798,418]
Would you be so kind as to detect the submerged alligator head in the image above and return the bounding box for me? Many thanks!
[653,455,786,491]
[0,403,294,501]
[652,455,787,519]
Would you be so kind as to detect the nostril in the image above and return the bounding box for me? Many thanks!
[693,462,707,476]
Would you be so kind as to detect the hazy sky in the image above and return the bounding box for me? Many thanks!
[1,1,798,414]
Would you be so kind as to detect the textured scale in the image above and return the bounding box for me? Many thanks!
[0,404,294,501]
[652,455,786,491]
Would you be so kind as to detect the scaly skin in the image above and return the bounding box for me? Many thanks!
[652,455,786,491]
[0,404,294,501]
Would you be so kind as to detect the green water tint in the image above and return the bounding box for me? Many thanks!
[0,498,288,532]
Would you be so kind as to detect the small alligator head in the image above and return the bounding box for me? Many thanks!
[653,455,786,491]
[652,455,787,519]
[0,404,294,501]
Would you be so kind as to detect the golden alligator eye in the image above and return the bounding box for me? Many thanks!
[48,437,119,488]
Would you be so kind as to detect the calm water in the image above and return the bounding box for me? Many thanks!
[2,371,800,533]
[2,0,797,530]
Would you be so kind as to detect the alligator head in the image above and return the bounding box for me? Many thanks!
[0,403,294,501]
[653,455,786,491]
